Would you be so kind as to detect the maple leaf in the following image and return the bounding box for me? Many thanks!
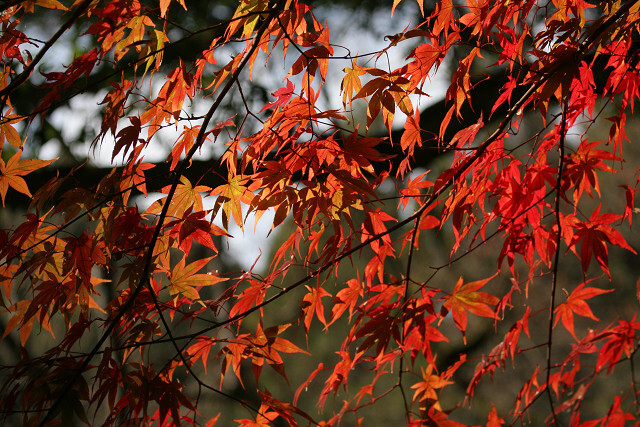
[229,280,267,320]
[355,302,402,355]
[167,256,227,301]
[490,76,518,117]
[99,79,133,137]
[353,69,406,129]
[225,0,268,39]
[1,300,32,346]
[361,208,397,254]
[340,127,391,173]
[27,0,68,11]
[63,231,106,286]
[114,15,155,62]
[166,206,228,255]
[448,115,483,149]
[554,281,614,340]
[405,42,446,91]
[600,396,635,425]
[570,205,636,277]
[564,140,619,205]
[445,47,478,118]
[391,0,402,16]
[112,116,143,162]
[432,0,453,36]
[487,404,505,427]
[0,115,23,149]
[410,364,453,411]
[418,407,466,427]
[400,108,422,161]
[9,211,43,250]
[186,336,216,374]
[260,80,295,113]
[38,49,99,110]
[0,263,17,307]
[318,350,362,409]
[399,170,433,209]
[210,174,254,229]
[262,324,309,356]
[235,404,279,426]
[0,150,55,206]
[155,175,211,220]
[621,184,636,226]
[122,161,154,198]
[341,63,366,107]
[440,276,499,339]
[329,278,363,325]
[300,284,331,332]
[595,317,640,374]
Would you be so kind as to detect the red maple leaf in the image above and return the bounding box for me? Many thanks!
[260,80,295,113]
[300,284,331,332]
[570,205,636,277]
[554,281,614,340]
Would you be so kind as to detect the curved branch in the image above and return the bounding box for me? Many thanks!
[0,0,94,111]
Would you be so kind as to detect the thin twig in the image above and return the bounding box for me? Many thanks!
[545,97,568,427]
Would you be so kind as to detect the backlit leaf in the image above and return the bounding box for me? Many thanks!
[0,151,55,206]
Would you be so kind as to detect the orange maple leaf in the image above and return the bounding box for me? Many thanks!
[440,275,499,338]
[329,278,363,325]
[0,150,55,206]
[300,285,331,332]
[410,364,453,411]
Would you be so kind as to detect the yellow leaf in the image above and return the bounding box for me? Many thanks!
[341,64,366,107]
[168,256,228,300]
[210,175,254,229]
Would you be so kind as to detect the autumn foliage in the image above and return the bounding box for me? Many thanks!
[1,0,640,425]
